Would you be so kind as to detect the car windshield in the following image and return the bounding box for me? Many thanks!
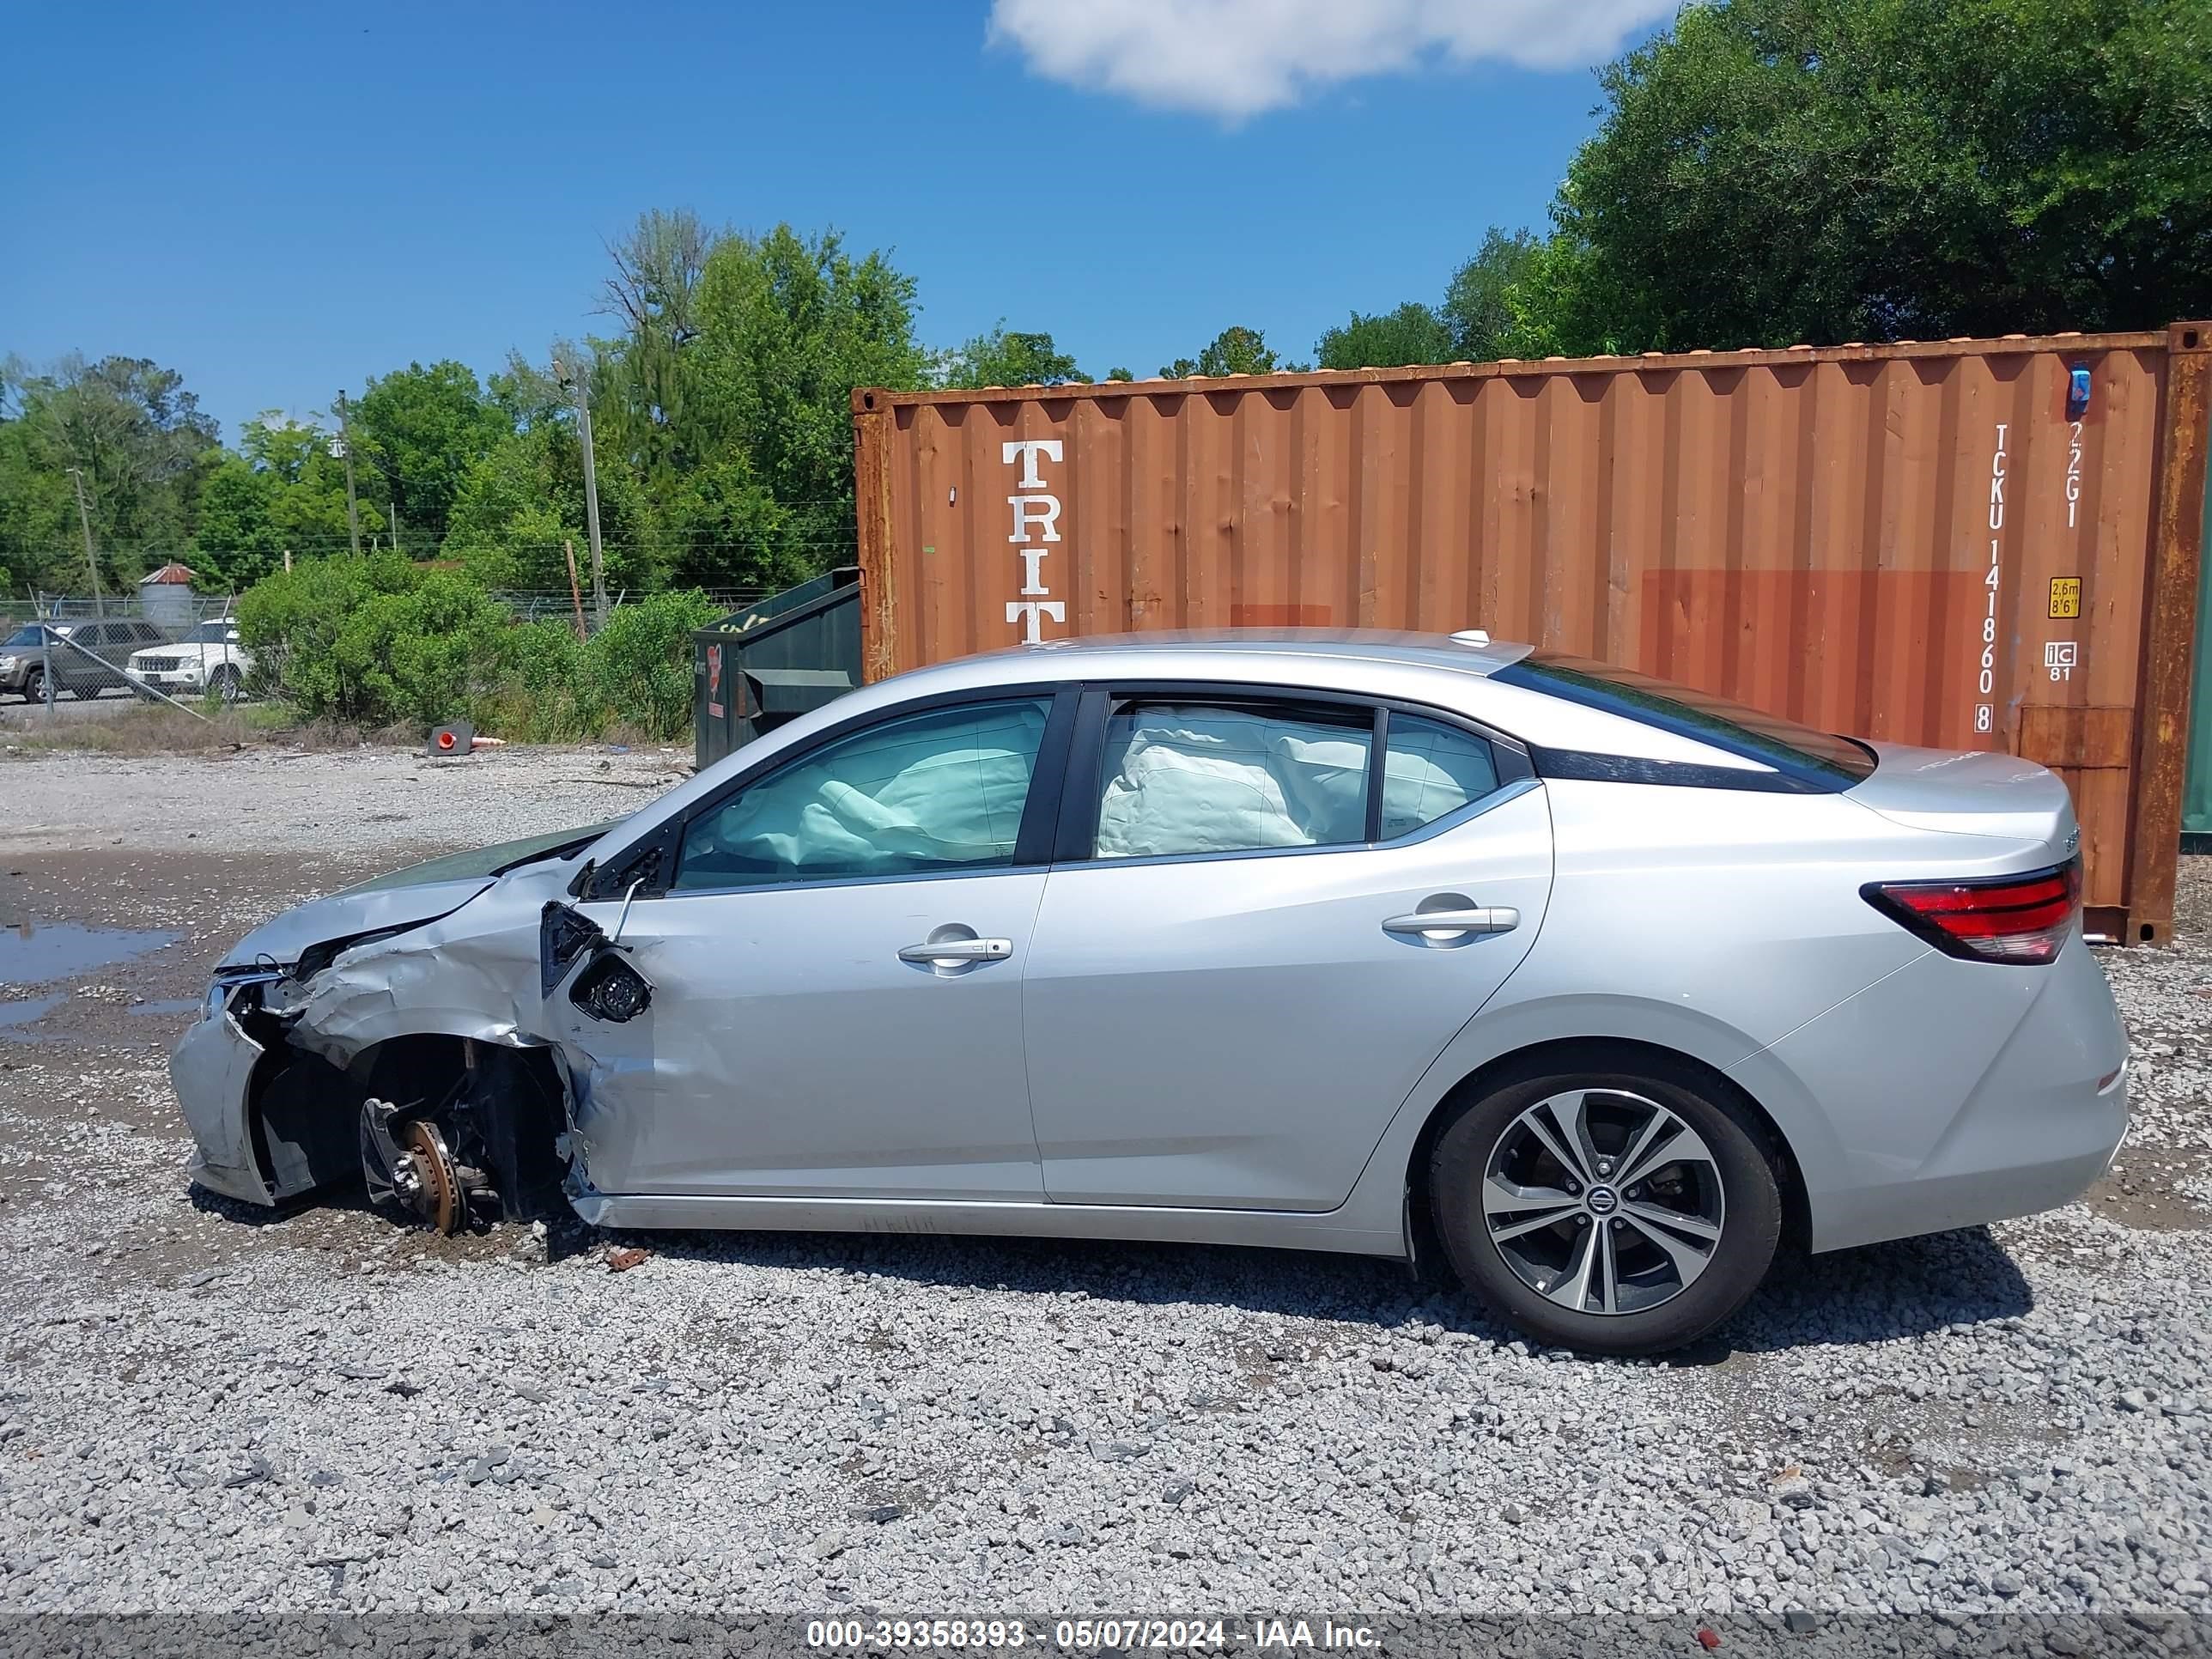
[1492,650,1877,787]
[180,621,238,643]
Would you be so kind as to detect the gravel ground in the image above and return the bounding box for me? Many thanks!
[0,747,2207,1624]
[3,743,690,860]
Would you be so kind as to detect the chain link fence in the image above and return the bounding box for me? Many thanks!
[0,583,775,741]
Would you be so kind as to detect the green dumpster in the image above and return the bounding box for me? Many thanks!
[692,567,861,773]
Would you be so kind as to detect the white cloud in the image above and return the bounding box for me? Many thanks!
[987,0,1674,121]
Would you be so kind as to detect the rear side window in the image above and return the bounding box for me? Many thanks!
[1493,652,1875,792]
[1382,714,1501,837]
[1092,701,1372,859]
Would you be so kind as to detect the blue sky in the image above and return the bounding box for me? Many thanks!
[2,1,1666,443]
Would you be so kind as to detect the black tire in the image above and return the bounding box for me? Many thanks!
[1429,1054,1784,1356]
[21,666,43,703]
[210,665,242,703]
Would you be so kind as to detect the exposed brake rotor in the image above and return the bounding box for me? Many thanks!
[401,1117,462,1236]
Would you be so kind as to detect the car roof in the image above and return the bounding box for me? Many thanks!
[969,629,1534,678]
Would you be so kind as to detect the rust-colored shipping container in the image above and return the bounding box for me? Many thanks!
[854,324,2212,943]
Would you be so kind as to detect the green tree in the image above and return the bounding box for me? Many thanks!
[487,351,570,431]
[673,223,933,585]
[442,421,651,593]
[592,210,717,489]
[190,415,386,578]
[1441,228,1545,359]
[1162,325,1295,378]
[352,361,514,544]
[939,328,1090,388]
[1551,0,2212,350]
[1105,367,1135,382]
[189,456,284,589]
[1316,301,1456,369]
[0,404,76,593]
[4,354,222,585]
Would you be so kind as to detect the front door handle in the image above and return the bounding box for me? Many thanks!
[898,937,1013,966]
[1382,907,1520,940]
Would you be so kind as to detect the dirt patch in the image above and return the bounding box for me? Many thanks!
[2087,1153,2212,1231]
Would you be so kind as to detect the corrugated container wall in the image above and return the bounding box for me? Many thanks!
[854,325,2212,943]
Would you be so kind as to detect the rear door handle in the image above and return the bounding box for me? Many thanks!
[898,937,1013,966]
[1382,907,1520,939]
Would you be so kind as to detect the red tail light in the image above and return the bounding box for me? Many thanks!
[1862,858,2081,964]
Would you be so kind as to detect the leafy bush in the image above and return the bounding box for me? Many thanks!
[584,589,719,739]
[239,555,508,726]
[236,553,416,716]
[238,558,718,740]
[482,618,604,743]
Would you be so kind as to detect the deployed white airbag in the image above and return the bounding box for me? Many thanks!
[1095,704,1495,860]
[703,702,1045,872]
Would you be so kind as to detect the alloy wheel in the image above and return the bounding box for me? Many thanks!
[1480,1086,1725,1316]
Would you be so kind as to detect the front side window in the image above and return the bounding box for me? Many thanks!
[1092,700,1374,860]
[673,698,1052,890]
[1382,714,1501,837]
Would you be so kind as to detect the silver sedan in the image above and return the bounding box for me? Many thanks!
[172,632,2129,1354]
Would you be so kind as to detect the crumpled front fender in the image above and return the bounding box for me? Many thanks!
[277,933,538,1066]
[269,866,569,1067]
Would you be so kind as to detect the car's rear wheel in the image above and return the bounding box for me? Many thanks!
[1430,1058,1783,1356]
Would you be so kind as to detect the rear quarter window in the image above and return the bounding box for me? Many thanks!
[1493,653,1875,793]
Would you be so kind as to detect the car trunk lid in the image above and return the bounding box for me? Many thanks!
[1847,741,2080,854]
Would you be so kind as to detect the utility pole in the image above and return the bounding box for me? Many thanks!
[392,501,402,557]
[335,391,362,556]
[64,467,105,617]
[39,612,53,725]
[555,357,605,614]
[562,538,588,643]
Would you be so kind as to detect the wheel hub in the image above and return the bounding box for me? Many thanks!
[1480,1087,1725,1317]
[398,1118,462,1236]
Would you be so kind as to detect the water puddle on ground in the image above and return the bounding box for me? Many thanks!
[0,996,63,1031]
[0,922,180,988]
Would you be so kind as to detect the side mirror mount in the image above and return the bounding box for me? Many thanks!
[538,900,655,1024]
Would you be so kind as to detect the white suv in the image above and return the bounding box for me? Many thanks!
[129,619,253,702]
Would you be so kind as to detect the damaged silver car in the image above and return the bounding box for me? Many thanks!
[173,631,2128,1355]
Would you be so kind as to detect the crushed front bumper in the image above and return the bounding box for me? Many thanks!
[170,994,274,1205]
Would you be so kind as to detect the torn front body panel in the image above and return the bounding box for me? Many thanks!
[169,857,597,1221]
